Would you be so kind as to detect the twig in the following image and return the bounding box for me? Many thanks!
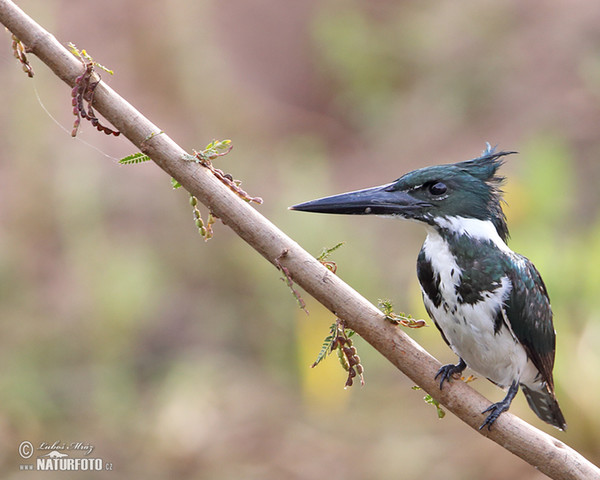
[0,2,597,479]
[275,249,308,314]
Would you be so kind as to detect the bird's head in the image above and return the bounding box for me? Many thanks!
[291,145,515,242]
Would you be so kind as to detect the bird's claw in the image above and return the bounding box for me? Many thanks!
[435,360,466,389]
[479,401,509,430]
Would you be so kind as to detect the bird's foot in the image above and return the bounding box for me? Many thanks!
[479,401,510,430]
[478,380,519,431]
[435,358,467,389]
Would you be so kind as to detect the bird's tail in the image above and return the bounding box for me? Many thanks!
[521,384,567,431]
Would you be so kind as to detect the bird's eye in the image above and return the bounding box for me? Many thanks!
[428,182,447,196]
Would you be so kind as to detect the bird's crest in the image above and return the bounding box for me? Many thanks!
[455,143,515,184]
[451,144,516,242]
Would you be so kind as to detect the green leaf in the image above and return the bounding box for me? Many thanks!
[413,387,445,419]
[423,394,446,419]
[119,152,151,165]
[311,323,337,368]
[378,299,395,316]
[198,139,233,161]
[312,336,334,368]
[316,242,345,262]
[378,299,427,328]
[171,178,182,189]
[68,42,114,74]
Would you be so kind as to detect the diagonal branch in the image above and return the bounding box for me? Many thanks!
[0,1,597,478]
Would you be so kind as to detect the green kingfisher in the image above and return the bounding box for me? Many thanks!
[291,144,566,431]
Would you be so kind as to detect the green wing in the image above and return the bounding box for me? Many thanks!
[504,256,556,389]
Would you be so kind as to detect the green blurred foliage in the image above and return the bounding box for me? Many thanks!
[1,1,600,479]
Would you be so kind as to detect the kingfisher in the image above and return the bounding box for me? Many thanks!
[291,145,566,431]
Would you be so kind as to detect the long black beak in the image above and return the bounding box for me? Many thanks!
[290,183,430,216]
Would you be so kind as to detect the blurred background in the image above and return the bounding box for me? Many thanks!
[1,0,600,478]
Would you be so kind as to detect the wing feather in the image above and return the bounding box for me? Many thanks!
[503,256,556,389]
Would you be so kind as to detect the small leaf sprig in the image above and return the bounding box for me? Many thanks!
[184,139,263,205]
[311,242,365,387]
[378,299,427,328]
[183,139,263,241]
[120,140,257,242]
[118,152,151,165]
[11,34,34,77]
[312,318,364,388]
[412,386,445,419]
[68,42,120,137]
[316,242,345,274]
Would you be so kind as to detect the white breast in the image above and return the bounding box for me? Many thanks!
[422,229,538,388]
